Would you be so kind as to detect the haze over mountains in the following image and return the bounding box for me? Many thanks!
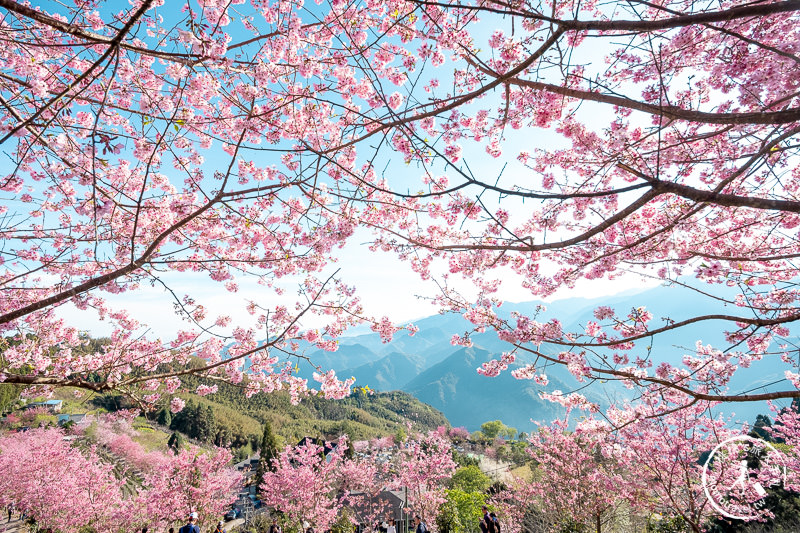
[294,284,792,431]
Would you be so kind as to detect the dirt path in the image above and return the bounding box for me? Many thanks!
[477,454,514,483]
[0,516,26,533]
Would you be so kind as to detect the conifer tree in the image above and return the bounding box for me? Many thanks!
[195,405,216,442]
[167,432,184,454]
[256,421,279,490]
[156,407,172,428]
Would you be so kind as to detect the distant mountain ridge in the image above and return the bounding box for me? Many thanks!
[291,283,793,431]
[403,346,572,431]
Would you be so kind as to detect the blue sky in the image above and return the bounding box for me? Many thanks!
[12,0,655,341]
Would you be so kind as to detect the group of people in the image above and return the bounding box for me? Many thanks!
[5,503,26,523]
[267,516,314,533]
[479,505,500,533]
[373,517,399,533]
[137,512,226,533]
[146,508,497,533]
[374,508,498,533]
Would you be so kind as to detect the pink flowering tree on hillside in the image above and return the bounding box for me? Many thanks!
[0,420,241,531]
[770,404,800,492]
[0,427,132,532]
[526,417,649,533]
[610,397,747,533]
[339,451,395,530]
[0,0,797,418]
[260,431,457,531]
[502,389,798,532]
[90,416,168,473]
[488,477,540,533]
[142,445,241,526]
[261,438,354,531]
[87,415,241,526]
[389,428,457,529]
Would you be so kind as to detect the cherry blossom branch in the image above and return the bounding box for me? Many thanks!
[0,189,223,325]
[485,72,800,126]
[515,344,800,403]
[0,0,155,144]
[0,0,200,64]
[562,0,800,32]
[325,26,567,153]
[407,0,800,32]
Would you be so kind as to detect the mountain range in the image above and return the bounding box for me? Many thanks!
[292,283,794,431]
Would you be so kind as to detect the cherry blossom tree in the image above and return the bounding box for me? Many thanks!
[339,455,396,531]
[500,394,784,532]
[488,478,541,533]
[260,431,457,531]
[0,419,241,531]
[770,405,800,491]
[0,427,131,532]
[0,0,799,414]
[260,437,355,531]
[141,445,241,526]
[85,414,241,526]
[525,417,648,533]
[389,428,458,527]
[607,399,742,532]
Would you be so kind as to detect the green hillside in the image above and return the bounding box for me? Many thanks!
[87,375,449,458]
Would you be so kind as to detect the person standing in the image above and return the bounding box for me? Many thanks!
[268,517,282,533]
[386,518,397,533]
[481,506,495,533]
[413,515,427,533]
[178,512,200,533]
[479,515,488,533]
[490,513,500,533]
[214,520,225,533]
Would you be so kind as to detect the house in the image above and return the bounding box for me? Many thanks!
[28,400,63,413]
[234,453,260,472]
[296,436,341,463]
[57,413,86,426]
[347,489,411,533]
[297,436,339,453]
